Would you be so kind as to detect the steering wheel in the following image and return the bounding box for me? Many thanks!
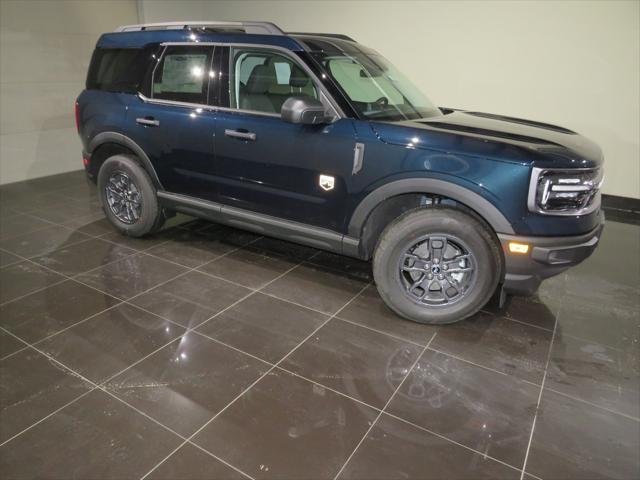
[374,96,389,107]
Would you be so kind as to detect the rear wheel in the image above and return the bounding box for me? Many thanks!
[98,155,165,237]
[373,207,501,324]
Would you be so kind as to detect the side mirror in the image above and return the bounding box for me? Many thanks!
[281,96,329,125]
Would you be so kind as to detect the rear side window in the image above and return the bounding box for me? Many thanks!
[86,48,153,93]
[152,46,213,104]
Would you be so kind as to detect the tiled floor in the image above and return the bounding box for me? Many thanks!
[0,170,638,480]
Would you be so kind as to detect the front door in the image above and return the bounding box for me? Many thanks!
[212,46,357,232]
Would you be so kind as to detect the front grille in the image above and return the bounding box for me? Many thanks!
[528,167,603,216]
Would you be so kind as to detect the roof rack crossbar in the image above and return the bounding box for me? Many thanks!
[115,21,284,35]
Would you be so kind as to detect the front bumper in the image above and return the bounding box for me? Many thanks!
[498,211,605,295]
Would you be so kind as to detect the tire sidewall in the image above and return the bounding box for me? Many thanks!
[98,155,159,237]
[373,208,500,324]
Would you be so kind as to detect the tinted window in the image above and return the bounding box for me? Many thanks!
[86,48,153,93]
[152,46,213,104]
[229,48,318,114]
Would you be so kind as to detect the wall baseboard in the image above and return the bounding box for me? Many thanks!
[602,194,640,225]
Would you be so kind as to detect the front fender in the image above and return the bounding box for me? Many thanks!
[348,176,516,237]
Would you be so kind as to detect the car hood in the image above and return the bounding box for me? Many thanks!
[373,110,603,168]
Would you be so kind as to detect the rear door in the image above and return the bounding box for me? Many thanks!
[211,45,357,232]
[126,44,219,201]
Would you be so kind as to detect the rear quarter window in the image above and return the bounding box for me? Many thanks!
[86,48,154,93]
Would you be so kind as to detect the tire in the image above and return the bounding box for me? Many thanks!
[97,154,165,237]
[373,206,501,324]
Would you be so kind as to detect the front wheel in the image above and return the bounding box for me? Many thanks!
[98,154,165,237]
[373,207,501,324]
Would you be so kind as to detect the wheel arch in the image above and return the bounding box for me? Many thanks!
[87,132,163,189]
[349,178,514,261]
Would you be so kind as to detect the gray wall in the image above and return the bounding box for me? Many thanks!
[141,0,640,199]
[0,0,138,185]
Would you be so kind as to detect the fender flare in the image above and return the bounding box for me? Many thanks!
[348,178,515,237]
[87,132,163,189]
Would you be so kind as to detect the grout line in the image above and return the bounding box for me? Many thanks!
[426,346,543,388]
[382,410,530,476]
[333,315,427,348]
[139,277,369,480]
[332,331,438,480]
[0,327,101,447]
[519,304,559,479]
[0,276,69,308]
[0,345,30,362]
[543,386,640,423]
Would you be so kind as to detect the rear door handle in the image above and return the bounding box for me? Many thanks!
[224,129,256,141]
[136,117,160,127]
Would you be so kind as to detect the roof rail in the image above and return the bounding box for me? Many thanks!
[115,21,284,35]
[288,32,356,42]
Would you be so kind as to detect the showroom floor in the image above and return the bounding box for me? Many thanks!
[0,170,638,480]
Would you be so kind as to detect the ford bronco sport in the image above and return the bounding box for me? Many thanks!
[76,21,605,324]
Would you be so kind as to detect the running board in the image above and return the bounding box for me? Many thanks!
[157,191,362,258]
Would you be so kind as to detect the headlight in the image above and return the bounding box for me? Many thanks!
[528,167,603,215]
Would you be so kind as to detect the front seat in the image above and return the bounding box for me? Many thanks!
[240,64,277,113]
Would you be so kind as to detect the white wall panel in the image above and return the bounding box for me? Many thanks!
[0,0,138,185]
[142,0,640,198]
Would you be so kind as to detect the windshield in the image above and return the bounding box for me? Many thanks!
[312,51,442,121]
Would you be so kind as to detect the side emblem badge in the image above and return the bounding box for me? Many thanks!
[319,174,335,191]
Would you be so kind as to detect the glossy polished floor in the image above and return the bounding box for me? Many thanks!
[0,171,638,480]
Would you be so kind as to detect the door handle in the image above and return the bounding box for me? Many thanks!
[224,129,256,141]
[136,117,160,127]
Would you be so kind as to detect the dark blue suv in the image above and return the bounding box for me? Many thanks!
[76,21,605,324]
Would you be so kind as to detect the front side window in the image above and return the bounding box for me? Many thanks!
[312,51,442,121]
[152,46,213,104]
[229,48,318,114]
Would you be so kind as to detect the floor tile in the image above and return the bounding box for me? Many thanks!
[485,295,558,331]
[0,214,52,240]
[27,203,91,224]
[282,319,422,408]
[557,292,639,350]
[339,284,437,345]
[0,224,91,259]
[198,246,298,289]
[0,348,92,443]
[307,251,373,282]
[545,333,640,418]
[38,303,186,383]
[106,332,268,436]
[76,253,188,300]
[100,229,173,252]
[193,368,375,480]
[0,329,25,358]
[145,227,247,268]
[0,261,65,304]
[32,237,136,276]
[526,389,640,480]
[0,280,120,344]
[430,312,552,384]
[148,443,246,480]
[0,389,182,479]
[130,271,252,328]
[240,235,317,261]
[339,414,520,480]
[387,349,538,467]
[0,249,21,268]
[63,213,114,236]
[198,292,328,363]
[262,262,366,315]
